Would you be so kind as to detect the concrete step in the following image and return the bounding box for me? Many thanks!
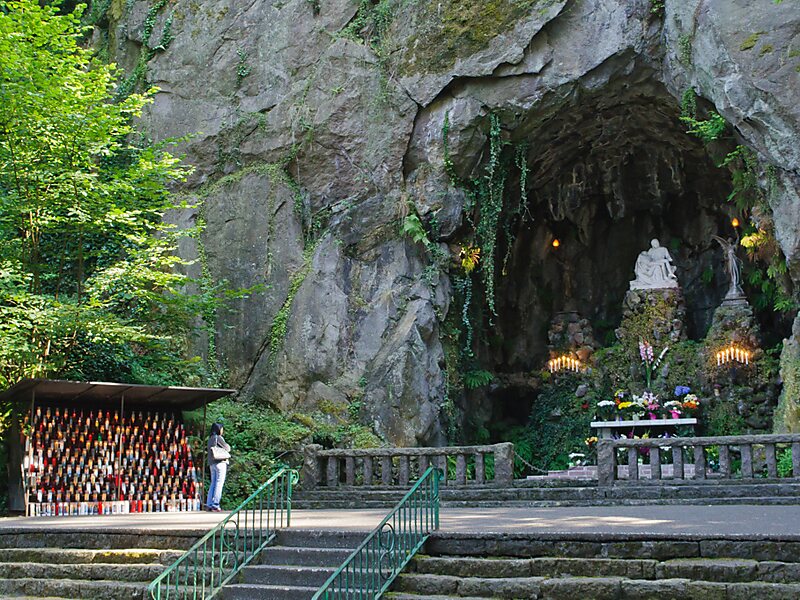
[425,533,800,563]
[241,564,334,587]
[393,573,800,599]
[0,577,149,600]
[0,561,163,582]
[385,595,494,600]
[0,547,182,565]
[221,582,319,600]
[274,529,365,549]
[0,530,201,550]
[293,495,800,509]
[409,555,800,584]
[257,545,354,567]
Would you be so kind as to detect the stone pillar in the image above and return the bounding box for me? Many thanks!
[302,444,322,489]
[597,440,616,487]
[493,443,514,486]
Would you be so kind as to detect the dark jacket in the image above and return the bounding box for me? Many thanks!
[208,433,231,465]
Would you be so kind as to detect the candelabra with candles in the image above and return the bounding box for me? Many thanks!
[716,343,750,367]
[548,355,582,373]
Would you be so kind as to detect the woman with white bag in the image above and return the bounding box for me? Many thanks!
[206,423,231,511]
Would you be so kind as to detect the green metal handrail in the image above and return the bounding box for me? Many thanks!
[312,465,442,600]
[148,467,299,600]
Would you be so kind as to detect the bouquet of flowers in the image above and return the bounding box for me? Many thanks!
[663,400,683,419]
[682,394,700,413]
[635,391,661,419]
[639,339,669,388]
[596,400,616,420]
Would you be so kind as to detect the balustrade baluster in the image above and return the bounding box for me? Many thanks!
[766,443,778,478]
[419,455,429,478]
[345,456,355,486]
[398,455,410,486]
[437,454,448,485]
[326,457,339,488]
[672,446,684,480]
[475,453,485,484]
[381,456,392,485]
[627,447,639,480]
[456,454,467,485]
[363,456,373,485]
[650,447,661,480]
[793,442,800,478]
[719,445,731,478]
[741,444,754,478]
[693,445,706,480]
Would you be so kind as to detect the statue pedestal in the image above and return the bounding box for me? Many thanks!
[616,288,687,346]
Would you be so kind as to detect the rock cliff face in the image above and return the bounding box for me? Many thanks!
[102,0,800,443]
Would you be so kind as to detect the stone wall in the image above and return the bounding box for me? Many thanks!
[99,0,800,444]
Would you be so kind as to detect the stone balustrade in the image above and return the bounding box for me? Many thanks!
[302,443,514,489]
[598,434,800,487]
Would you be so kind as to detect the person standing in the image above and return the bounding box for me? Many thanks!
[206,423,230,512]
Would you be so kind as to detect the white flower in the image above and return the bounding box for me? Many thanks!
[597,400,615,407]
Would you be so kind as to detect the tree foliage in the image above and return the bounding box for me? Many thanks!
[0,0,213,389]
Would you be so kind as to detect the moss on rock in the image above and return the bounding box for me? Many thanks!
[400,0,549,74]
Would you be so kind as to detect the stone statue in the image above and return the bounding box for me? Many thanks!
[712,234,746,301]
[629,239,679,290]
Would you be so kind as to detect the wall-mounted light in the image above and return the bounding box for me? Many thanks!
[716,343,750,366]
[548,355,581,373]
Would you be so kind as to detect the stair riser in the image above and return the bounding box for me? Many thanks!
[0,562,163,583]
[258,546,354,567]
[395,575,800,599]
[425,537,800,563]
[0,548,182,565]
[410,557,800,584]
[221,585,317,600]
[242,565,334,586]
[0,578,147,600]
[275,529,365,549]
[0,531,201,550]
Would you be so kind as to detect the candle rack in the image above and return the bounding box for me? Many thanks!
[716,343,751,367]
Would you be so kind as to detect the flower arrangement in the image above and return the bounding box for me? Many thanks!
[595,387,700,422]
[639,339,669,388]
[674,386,700,415]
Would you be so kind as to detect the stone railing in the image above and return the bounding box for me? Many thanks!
[302,443,514,489]
[598,434,800,486]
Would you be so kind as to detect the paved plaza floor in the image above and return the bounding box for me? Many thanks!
[2,504,800,538]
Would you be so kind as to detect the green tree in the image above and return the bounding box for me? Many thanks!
[0,0,211,389]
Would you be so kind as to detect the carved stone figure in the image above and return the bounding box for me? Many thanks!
[629,239,679,290]
[712,234,745,301]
